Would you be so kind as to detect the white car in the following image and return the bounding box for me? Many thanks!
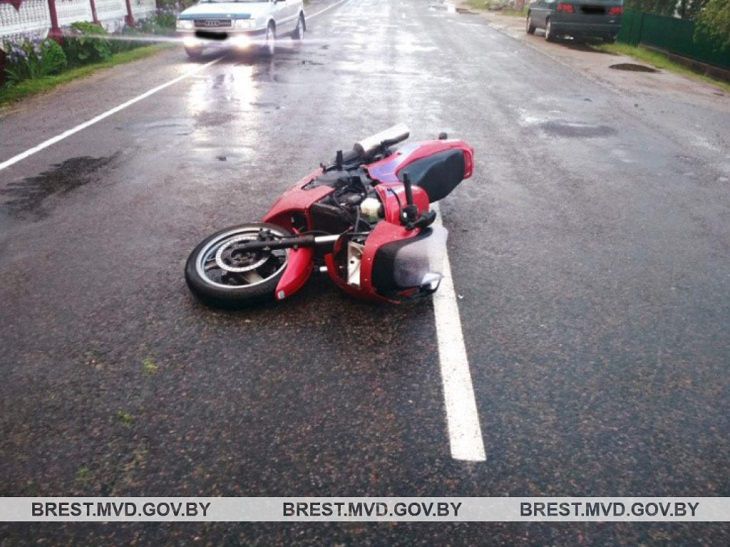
[176,0,306,58]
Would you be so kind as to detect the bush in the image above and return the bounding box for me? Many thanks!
[62,21,112,66]
[2,37,68,85]
[39,39,68,74]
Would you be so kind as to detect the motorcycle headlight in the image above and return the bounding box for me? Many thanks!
[233,19,254,29]
[176,19,194,30]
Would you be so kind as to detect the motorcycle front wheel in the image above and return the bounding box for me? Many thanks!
[185,223,291,308]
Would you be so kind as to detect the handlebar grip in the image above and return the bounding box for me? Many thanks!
[353,123,410,158]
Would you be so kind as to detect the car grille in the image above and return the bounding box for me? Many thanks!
[194,19,232,28]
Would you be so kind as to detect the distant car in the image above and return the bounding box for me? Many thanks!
[176,0,306,58]
[526,0,623,43]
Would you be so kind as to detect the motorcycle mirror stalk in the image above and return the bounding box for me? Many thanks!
[400,173,436,230]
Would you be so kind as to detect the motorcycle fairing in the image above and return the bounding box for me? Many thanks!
[370,227,434,294]
[263,168,332,230]
[360,221,428,301]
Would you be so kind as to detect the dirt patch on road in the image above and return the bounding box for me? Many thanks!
[0,155,118,219]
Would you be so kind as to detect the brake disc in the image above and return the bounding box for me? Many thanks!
[215,235,271,273]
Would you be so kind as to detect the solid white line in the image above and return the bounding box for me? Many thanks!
[0,0,353,175]
[432,203,486,462]
[0,58,221,173]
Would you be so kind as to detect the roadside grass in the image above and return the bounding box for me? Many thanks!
[594,42,730,94]
[0,44,170,107]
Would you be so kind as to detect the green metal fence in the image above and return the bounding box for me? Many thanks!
[618,10,730,70]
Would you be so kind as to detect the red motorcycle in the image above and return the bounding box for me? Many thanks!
[185,125,474,307]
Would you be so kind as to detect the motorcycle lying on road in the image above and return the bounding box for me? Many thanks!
[185,124,474,307]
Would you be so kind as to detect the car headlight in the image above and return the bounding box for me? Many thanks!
[233,19,254,30]
[176,20,194,30]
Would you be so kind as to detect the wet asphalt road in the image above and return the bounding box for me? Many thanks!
[1,0,729,543]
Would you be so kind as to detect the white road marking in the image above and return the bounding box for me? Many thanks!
[0,0,351,174]
[432,203,486,462]
[0,58,221,173]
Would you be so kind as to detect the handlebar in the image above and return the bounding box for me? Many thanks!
[353,123,410,159]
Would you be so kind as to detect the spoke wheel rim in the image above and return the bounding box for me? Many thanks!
[196,227,289,290]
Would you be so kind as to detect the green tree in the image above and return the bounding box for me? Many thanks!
[677,0,709,19]
[626,0,709,18]
[625,0,677,16]
[696,0,730,49]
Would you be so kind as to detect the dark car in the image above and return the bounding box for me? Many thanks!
[526,0,623,43]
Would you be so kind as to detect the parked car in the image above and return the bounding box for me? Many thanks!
[526,0,623,43]
[176,0,306,58]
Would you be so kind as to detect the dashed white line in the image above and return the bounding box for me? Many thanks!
[432,203,486,462]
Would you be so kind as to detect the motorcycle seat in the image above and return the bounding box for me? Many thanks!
[398,149,466,203]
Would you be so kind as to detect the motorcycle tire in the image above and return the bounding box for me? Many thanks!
[185,223,292,308]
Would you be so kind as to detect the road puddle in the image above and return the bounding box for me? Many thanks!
[610,63,659,73]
